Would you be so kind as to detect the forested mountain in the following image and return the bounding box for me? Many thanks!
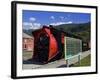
[53,22,90,41]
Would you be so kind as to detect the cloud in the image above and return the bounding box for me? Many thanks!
[33,23,41,27]
[29,17,36,22]
[50,16,55,20]
[67,21,73,24]
[60,16,64,20]
[23,22,32,30]
[23,22,32,26]
[30,23,41,30]
[23,22,42,30]
[50,21,73,26]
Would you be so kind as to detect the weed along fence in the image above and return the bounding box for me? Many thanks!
[64,36,82,67]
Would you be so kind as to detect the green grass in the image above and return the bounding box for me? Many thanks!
[73,54,91,67]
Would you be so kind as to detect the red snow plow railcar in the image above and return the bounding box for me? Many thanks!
[32,25,64,63]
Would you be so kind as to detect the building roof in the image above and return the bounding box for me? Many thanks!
[23,32,33,39]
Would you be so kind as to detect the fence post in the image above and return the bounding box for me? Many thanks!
[78,40,82,65]
[78,54,81,65]
[64,36,68,67]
